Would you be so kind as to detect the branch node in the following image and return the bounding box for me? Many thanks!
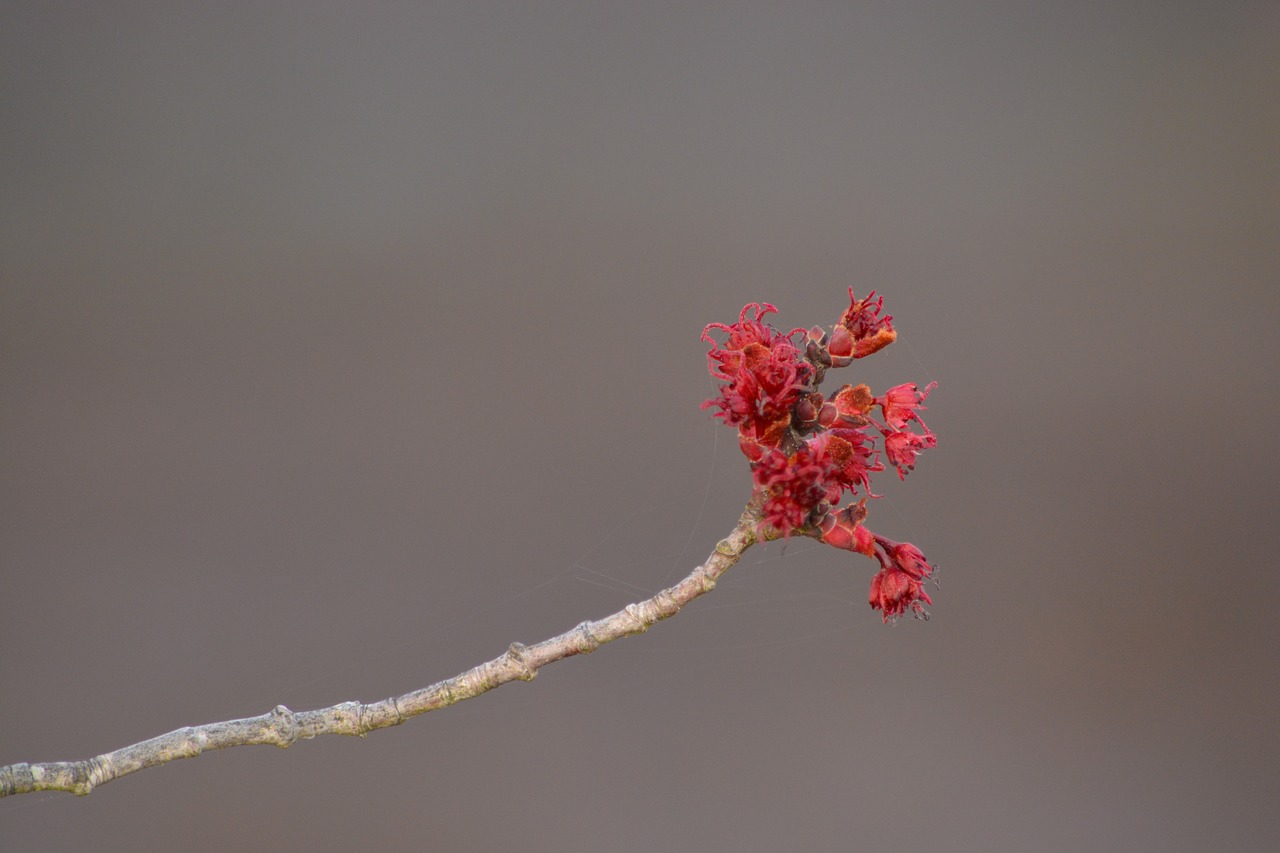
[506,642,537,681]
[654,588,681,619]
[80,757,108,796]
[271,705,300,747]
[693,564,717,593]
[623,602,650,633]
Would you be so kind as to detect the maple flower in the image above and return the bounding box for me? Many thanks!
[881,427,937,480]
[814,427,881,497]
[878,536,933,580]
[866,535,936,621]
[702,291,941,623]
[702,304,813,440]
[826,289,897,366]
[702,302,803,380]
[753,444,832,535]
[877,381,937,431]
[867,564,934,621]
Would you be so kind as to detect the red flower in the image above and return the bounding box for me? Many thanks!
[814,427,881,497]
[702,290,941,624]
[878,381,936,431]
[702,304,813,441]
[702,303,803,380]
[879,538,933,580]
[827,289,897,366]
[753,444,832,536]
[867,536,936,621]
[881,427,937,480]
[868,565,933,621]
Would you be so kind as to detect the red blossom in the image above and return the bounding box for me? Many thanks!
[878,537,934,580]
[878,381,936,431]
[702,304,813,437]
[702,303,803,380]
[881,427,937,480]
[827,289,897,366]
[866,535,936,621]
[868,565,933,621]
[702,349,809,431]
[753,444,832,536]
[702,291,941,623]
[815,427,881,497]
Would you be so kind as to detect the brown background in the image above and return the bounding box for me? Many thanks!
[3,2,1277,850]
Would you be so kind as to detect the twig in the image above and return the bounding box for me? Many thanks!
[0,500,764,798]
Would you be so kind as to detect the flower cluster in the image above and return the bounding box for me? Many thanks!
[702,303,813,463]
[702,289,939,622]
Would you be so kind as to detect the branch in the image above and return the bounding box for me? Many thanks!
[0,501,764,798]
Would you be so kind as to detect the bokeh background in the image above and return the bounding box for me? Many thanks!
[3,2,1277,850]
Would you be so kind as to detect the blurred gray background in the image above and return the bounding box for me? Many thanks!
[3,2,1277,850]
